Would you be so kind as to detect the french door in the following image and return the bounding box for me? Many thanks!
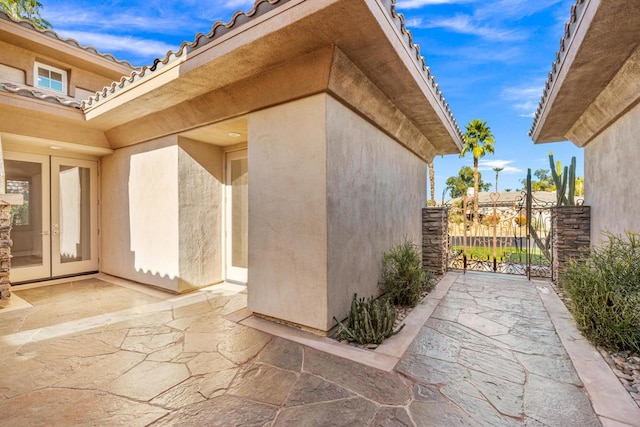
[4,152,98,283]
[225,150,248,284]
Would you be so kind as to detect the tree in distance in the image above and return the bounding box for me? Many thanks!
[445,166,491,199]
[0,0,51,29]
[461,119,495,222]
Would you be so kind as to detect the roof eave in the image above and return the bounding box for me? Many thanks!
[530,0,640,145]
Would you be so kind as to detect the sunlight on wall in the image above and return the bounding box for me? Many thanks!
[129,147,179,279]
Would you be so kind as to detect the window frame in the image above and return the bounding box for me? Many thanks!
[34,62,67,95]
[6,177,32,230]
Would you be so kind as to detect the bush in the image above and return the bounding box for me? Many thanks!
[380,240,433,307]
[334,294,404,345]
[562,232,640,353]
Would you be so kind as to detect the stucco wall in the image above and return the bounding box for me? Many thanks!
[247,94,427,332]
[247,94,329,330]
[101,136,224,292]
[177,137,224,291]
[326,96,426,328]
[585,101,640,243]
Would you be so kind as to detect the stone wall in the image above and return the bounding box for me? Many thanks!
[552,206,591,285]
[0,204,12,305]
[422,207,449,275]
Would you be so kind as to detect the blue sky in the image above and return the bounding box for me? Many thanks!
[40,0,583,199]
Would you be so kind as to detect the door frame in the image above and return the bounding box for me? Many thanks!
[3,151,51,283]
[50,156,99,277]
[3,152,99,283]
[225,149,248,284]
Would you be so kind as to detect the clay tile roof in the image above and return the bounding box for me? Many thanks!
[83,0,288,109]
[0,10,135,69]
[81,0,464,141]
[0,81,82,108]
[528,0,586,137]
[389,2,463,142]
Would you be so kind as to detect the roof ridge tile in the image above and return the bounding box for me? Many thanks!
[0,81,82,108]
[0,10,136,70]
[529,0,587,137]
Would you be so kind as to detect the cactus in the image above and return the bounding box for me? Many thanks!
[549,153,577,206]
[333,294,405,345]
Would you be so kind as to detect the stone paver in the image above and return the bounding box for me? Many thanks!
[0,274,605,426]
[397,273,601,426]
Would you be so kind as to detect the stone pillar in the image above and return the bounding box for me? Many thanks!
[552,205,591,286]
[422,207,449,275]
[0,195,22,307]
[0,203,11,304]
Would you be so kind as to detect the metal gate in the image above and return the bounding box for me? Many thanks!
[445,190,555,278]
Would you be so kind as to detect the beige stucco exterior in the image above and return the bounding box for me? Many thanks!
[530,0,640,245]
[584,102,640,242]
[1,1,464,331]
[101,135,224,293]
[248,94,425,332]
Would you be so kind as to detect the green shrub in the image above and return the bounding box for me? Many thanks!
[380,240,433,307]
[562,232,640,353]
[334,294,404,345]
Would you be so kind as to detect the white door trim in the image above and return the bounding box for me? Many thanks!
[225,149,248,284]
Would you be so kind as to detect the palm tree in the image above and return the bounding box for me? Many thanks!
[461,119,495,222]
[0,0,51,29]
[493,167,504,192]
[428,160,435,206]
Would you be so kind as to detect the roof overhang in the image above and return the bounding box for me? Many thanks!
[84,0,463,156]
[530,0,640,146]
[0,11,134,80]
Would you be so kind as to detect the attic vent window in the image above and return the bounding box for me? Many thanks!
[35,63,66,94]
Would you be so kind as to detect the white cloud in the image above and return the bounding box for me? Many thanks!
[56,30,175,60]
[396,0,475,8]
[475,0,565,20]
[479,159,522,174]
[426,14,526,41]
[501,84,544,117]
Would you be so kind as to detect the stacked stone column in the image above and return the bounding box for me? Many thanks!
[0,203,12,304]
[422,207,449,275]
[552,206,591,286]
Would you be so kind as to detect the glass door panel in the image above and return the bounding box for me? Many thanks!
[4,152,51,283]
[51,157,98,277]
[226,150,248,283]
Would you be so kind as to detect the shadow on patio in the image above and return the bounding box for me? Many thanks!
[0,272,635,426]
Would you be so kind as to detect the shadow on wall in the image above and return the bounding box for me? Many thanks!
[100,137,225,292]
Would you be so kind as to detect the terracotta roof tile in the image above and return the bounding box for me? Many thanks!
[0,81,82,108]
[83,0,289,109]
[529,0,587,137]
[0,10,136,70]
[82,0,464,141]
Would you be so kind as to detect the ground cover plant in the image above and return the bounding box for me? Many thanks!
[334,294,404,345]
[562,232,640,353]
[380,240,434,307]
[334,240,435,346]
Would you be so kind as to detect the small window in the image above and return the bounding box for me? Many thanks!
[7,179,30,227]
[34,63,67,94]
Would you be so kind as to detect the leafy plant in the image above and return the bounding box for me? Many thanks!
[380,240,433,307]
[562,232,640,353]
[334,294,404,345]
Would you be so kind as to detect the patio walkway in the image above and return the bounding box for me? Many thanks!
[0,272,626,426]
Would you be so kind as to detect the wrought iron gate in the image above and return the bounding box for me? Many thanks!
[445,190,555,278]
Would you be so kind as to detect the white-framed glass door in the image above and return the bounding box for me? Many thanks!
[51,157,98,277]
[4,152,51,283]
[3,152,98,283]
[225,150,248,284]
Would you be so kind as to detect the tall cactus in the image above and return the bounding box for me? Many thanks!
[549,153,577,206]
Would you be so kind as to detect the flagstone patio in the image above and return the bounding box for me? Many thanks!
[0,272,637,426]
